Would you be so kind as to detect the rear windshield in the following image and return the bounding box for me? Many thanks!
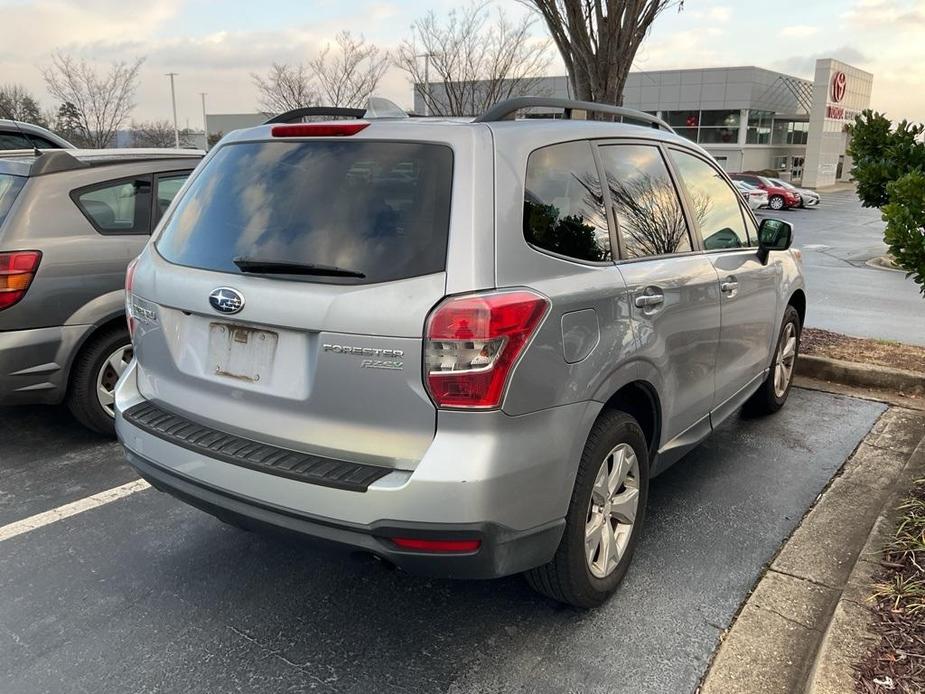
[156,140,453,284]
[0,174,26,227]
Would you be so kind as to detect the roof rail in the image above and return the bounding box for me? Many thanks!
[473,97,675,132]
[264,107,366,124]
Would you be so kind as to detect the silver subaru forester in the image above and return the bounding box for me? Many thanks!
[115,98,806,608]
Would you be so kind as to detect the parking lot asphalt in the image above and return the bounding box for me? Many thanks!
[0,388,884,694]
[757,189,925,346]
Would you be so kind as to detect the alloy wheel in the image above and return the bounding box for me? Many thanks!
[773,322,797,398]
[96,344,133,417]
[585,443,640,579]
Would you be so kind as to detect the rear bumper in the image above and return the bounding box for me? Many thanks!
[127,448,564,579]
[116,360,598,579]
[0,324,90,405]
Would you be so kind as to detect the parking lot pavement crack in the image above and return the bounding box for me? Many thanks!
[225,625,343,688]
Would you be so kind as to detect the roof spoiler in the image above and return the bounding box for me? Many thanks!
[264,98,416,125]
[29,150,90,176]
[473,97,675,133]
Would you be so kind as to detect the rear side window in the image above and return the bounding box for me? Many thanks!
[597,144,691,259]
[523,141,611,262]
[0,133,35,150]
[153,173,190,224]
[669,150,749,250]
[0,174,26,227]
[73,177,152,235]
[156,141,453,284]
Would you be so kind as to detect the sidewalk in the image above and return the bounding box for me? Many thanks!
[700,407,925,693]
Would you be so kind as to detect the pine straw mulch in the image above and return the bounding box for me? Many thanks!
[855,479,925,693]
[801,328,925,375]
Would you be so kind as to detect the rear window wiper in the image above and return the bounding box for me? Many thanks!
[232,257,366,279]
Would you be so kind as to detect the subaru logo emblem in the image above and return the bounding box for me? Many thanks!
[209,287,245,314]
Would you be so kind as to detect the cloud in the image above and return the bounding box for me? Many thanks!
[689,5,732,23]
[773,46,870,78]
[779,25,819,38]
[841,0,925,26]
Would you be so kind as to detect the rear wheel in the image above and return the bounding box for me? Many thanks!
[67,326,133,437]
[526,410,649,608]
[743,305,801,416]
[769,195,785,211]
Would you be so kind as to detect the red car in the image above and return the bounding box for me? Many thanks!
[730,173,801,211]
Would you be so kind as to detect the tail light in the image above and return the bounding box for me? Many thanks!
[0,250,42,311]
[125,257,138,338]
[424,290,549,409]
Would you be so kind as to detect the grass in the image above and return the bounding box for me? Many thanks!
[855,479,925,692]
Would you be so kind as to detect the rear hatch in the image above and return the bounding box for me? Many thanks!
[130,130,456,468]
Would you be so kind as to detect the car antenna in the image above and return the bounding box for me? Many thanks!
[0,105,43,157]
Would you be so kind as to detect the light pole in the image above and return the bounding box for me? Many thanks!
[166,72,179,148]
[199,92,208,146]
[414,53,434,116]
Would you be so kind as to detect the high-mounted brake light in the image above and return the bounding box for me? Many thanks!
[391,537,481,553]
[271,122,370,138]
[0,250,42,311]
[424,290,550,409]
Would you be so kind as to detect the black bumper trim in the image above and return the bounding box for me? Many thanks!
[122,401,391,492]
[124,448,565,580]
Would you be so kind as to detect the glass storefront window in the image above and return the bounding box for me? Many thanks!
[746,110,774,144]
[771,120,809,145]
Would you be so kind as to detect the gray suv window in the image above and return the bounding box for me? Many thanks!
[156,141,453,285]
[669,149,749,250]
[598,144,691,259]
[0,174,25,226]
[73,177,152,235]
[523,141,610,262]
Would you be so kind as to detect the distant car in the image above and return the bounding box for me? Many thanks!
[0,147,203,434]
[767,178,820,208]
[0,120,75,150]
[734,180,769,211]
[730,173,800,211]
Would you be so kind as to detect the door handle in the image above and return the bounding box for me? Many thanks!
[635,293,664,308]
[720,281,739,293]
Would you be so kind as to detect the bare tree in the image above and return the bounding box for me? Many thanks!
[252,62,317,114]
[131,120,193,148]
[310,32,390,109]
[0,84,47,126]
[522,0,682,108]
[42,52,144,148]
[395,3,552,117]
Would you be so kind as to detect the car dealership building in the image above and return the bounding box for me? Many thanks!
[413,58,872,188]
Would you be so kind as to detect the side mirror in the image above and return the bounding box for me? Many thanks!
[757,218,793,264]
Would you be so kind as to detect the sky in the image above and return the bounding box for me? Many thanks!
[0,0,923,128]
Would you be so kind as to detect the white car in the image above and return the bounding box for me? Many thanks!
[734,180,769,211]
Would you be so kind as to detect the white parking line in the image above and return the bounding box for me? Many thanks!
[0,479,150,543]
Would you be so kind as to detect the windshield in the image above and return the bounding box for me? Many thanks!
[156,140,454,284]
[0,174,26,227]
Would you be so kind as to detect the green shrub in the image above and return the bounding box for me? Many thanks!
[848,110,925,295]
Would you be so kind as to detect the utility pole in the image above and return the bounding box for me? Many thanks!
[166,73,179,148]
[199,92,208,146]
[414,53,434,116]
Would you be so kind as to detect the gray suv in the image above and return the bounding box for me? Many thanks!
[115,99,806,607]
[0,148,202,434]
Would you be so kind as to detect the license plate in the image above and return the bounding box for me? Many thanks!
[207,323,278,382]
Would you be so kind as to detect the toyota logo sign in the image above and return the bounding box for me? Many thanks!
[831,71,847,103]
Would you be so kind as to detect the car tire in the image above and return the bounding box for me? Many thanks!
[743,305,801,417]
[769,195,785,211]
[525,410,649,608]
[67,326,133,437]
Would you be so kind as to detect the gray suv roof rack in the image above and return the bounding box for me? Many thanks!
[264,107,366,124]
[474,97,675,132]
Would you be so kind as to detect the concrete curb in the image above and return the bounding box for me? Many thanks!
[796,354,925,397]
[699,407,925,694]
[804,434,925,693]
